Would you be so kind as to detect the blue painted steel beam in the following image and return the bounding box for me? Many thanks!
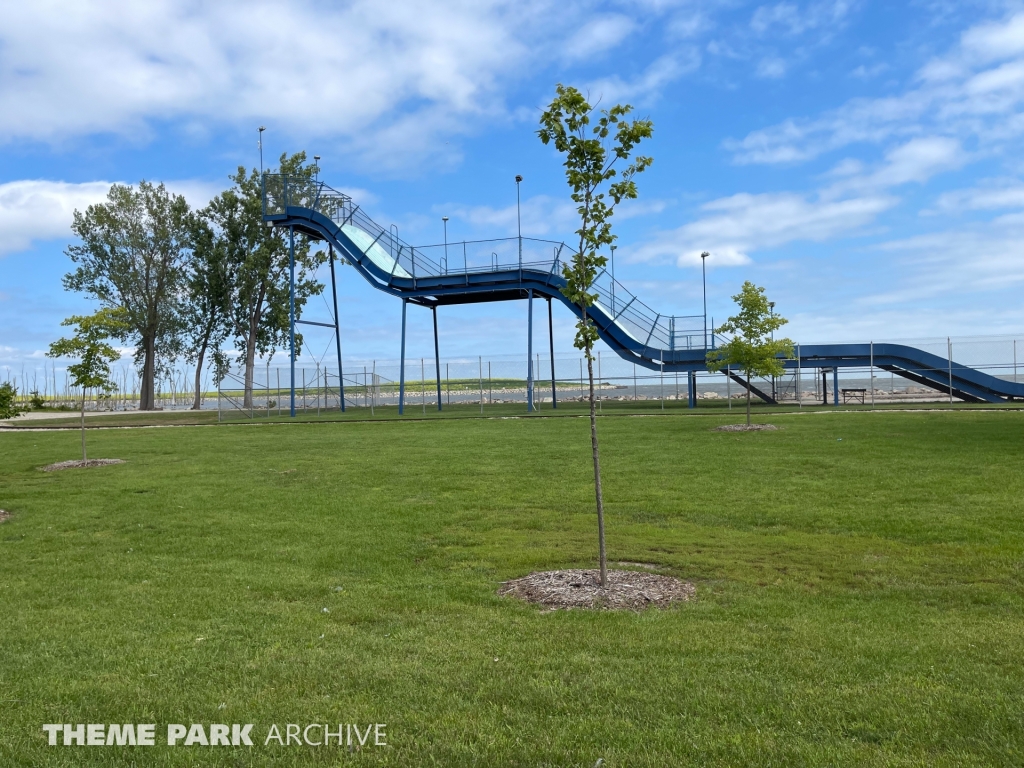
[289,226,296,418]
[433,306,442,412]
[527,288,534,412]
[548,297,557,409]
[399,299,407,416]
[329,244,345,412]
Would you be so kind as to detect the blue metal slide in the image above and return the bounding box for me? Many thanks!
[263,175,1024,406]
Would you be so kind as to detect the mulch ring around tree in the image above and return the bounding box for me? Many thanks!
[498,569,695,611]
[713,423,778,432]
[40,459,125,472]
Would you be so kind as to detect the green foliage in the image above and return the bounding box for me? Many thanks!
[538,84,653,356]
[62,181,194,409]
[29,391,45,410]
[706,282,794,424]
[46,307,129,394]
[209,154,324,365]
[0,382,21,419]
[706,282,794,379]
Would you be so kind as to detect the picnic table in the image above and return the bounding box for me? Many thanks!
[841,388,867,404]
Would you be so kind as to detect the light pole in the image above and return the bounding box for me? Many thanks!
[769,301,776,400]
[442,216,449,273]
[515,174,523,268]
[700,251,709,349]
[313,155,320,181]
[258,126,265,176]
[610,244,617,314]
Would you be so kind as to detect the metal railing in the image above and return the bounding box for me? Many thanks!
[263,174,706,351]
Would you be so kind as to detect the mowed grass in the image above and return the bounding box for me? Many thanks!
[1,410,1023,766]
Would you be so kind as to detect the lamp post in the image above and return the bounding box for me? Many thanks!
[769,301,776,400]
[313,155,320,181]
[258,126,265,176]
[515,175,523,268]
[442,216,449,273]
[700,251,709,349]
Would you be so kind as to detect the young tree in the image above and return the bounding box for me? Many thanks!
[705,282,794,425]
[47,308,128,460]
[63,182,193,410]
[538,85,653,587]
[206,152,324,407]
[181,217,233,409]
[0,382,22,420]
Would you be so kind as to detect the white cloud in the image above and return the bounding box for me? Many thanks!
[563,15,636,60]
[444,195,577,238]
[933,178,1024,212]
[632,190,895,267]
[872,218,1024,303]
[0,180,112,256]
[0,0,585,168]
[750,1,855,37]
[726,11,1024,166]
[0,178,232,258]
[756,56,787,79]
[850,62,887,79]
[823,136,967,196]
[587,51,701,104]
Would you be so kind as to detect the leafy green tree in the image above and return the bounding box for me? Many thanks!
[47,308,129,460]
[63,182,193,410]
[706,282,794,425]
[538,84,653,587]
[181,217,234,409]
[0,382,22,420]
[205,152,324,407]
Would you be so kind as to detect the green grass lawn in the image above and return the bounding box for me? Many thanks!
[1,410,1023,766]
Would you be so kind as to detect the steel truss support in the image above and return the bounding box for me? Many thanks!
[547,297,557,409]
[399,299,407,415]
[527,289,534,412]
[329,244,345,412]
[289,226,296,417]
[432,306,442,411]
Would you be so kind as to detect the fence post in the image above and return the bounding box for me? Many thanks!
[796,344,802,408]
[869,341,875,408]
[597,351,602,412]
[217,377,221,423]
[478,356,483,415]
[947,337,953,405]
[421,358,426,414]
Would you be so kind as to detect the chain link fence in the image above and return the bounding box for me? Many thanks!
[8,334,1021,416]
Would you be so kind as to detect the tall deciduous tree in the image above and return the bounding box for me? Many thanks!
[63,182,192,410]
[705,282,794,425]
[538,85,653,587]
[181,217,233,410]
[47,308,128,460]
[206,153,323,407]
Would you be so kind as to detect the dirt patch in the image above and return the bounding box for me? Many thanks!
[713,423,778,432]
[40,459,125,472]
[499,569,695,611]
[0,510,10,523]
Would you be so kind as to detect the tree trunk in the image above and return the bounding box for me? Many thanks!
[191,341,208,410]
[81,386,87,461]
[139,332,156,410]
[242,313,260,408]
[584,330,607,587]
[746,380,752,426]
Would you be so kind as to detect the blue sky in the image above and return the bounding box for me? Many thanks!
[3,0,1024,373]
